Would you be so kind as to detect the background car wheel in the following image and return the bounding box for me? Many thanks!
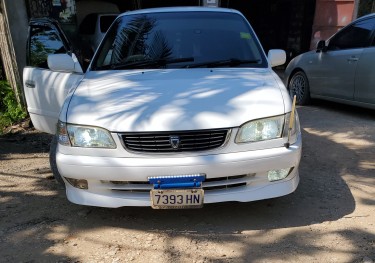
[288,71,311,105]
[49,135,65,188]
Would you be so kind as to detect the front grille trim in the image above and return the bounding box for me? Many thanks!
[103,173,256,193]
[119,128,231,153]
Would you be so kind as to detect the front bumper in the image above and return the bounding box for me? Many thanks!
[57,136,302,208]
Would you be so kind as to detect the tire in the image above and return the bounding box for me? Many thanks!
[288,71,311,105]
[49,135,65,188]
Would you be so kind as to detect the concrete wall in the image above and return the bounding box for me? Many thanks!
[310,0,355,49]
[4,0,29,82]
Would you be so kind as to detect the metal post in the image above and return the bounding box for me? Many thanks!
[352,0,360,19]
[202,0,220,7]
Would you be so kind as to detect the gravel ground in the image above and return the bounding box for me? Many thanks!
[0,100,374,263]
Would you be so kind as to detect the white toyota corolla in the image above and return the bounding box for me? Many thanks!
[23,7,302,208]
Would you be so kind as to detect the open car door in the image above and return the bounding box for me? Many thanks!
[23,18,84,134]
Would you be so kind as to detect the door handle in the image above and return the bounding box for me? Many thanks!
[25,80,35,88]
[347,57,359,62]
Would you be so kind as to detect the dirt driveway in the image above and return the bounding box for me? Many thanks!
[1,100,374,263]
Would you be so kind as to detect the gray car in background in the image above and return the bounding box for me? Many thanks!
[285,13,375,109]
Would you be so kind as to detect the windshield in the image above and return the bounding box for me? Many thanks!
[92,11,267,70]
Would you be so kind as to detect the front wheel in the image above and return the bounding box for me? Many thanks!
[49,135,65,188]
[288,71,311,105]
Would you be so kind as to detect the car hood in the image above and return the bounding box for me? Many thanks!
[285,50,315,84]
[67,68,286,132]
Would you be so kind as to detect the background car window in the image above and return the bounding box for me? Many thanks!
[29,26,66,68]
[328,19,374,50]
[370,18,375,46]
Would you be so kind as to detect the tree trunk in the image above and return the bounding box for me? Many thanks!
[0,0,25,108]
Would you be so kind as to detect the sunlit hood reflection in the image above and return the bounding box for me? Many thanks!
[67,68,285,132]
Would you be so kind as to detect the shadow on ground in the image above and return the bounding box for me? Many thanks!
[1,101,374,262]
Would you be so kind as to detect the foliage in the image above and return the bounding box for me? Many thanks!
[358,0,375,17]
[0,64,3,80]
[0,81,27,133]
[112,16,172,64]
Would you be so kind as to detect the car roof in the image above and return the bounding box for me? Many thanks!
[349,13,375,26]
[356,12,375,21]
[118,6,241,18]
[29,17,59,26]
[324,12,375,42]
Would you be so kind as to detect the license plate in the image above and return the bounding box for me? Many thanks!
[150,189,204,209]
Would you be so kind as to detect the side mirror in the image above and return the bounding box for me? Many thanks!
[268,49,286,67]
[48,53,83,73]
[316,40,327,52]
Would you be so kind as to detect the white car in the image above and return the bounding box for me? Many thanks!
[23,7,302,209]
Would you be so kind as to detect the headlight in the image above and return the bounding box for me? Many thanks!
[235,115,284,143]
[57,121,116,148]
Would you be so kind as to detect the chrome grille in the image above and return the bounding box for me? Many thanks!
[120,129,229,153]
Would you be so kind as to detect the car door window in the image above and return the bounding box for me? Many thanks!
[367,17,375,46]
[29,25,67,68]
[328,19,374,50]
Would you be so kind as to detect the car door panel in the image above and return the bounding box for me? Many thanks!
[354,46,375,104]
[309,18,375,100]
[23,67,82,134]
[307,49,361,99]
[354,17,375,105]
[24,19,84,134]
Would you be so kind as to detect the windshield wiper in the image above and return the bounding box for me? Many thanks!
[110,57,194,70]
[184,58,260,68]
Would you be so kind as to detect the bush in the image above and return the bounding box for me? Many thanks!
[358,0,375,17]
[0,81,27,133]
